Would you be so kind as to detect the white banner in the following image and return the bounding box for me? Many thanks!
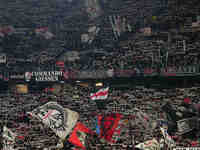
[25,71,63,82]
[30,102,79,140]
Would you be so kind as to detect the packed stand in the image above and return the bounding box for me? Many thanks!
[0,0,199,76]
[0,84,200,149]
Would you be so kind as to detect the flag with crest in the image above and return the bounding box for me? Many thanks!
[30,102,79,140]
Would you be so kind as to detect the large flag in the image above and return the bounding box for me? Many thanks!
[2,126,16,150]
[90,87,109,100]
[68,122,95,149]
[97,113,122,143]
[30,102,79,140]
[135,138,160,150]
[35,27,54,39]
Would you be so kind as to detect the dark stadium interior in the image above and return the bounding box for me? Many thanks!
[1,0,200,149]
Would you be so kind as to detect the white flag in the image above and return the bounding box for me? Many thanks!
[30,102,79,140]
[90,87,109,100]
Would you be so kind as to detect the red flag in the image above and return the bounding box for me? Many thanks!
[68,122,94,149]
[97,113,122,143]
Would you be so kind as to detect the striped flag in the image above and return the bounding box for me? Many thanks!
[90,87,109,100]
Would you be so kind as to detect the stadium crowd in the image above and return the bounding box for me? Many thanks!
[0,0,199,74]
[0,84,200,149]
[0,0,200,149]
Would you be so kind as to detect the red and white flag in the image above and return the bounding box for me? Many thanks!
[90,87,109,100]
[68,122,95,149]
[97,113,122,143]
